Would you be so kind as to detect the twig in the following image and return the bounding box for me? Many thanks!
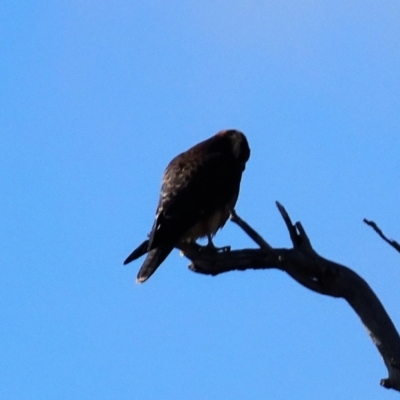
[364,219,400,254]
[230,209,273,251]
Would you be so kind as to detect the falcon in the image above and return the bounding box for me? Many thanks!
[124,129,251,283]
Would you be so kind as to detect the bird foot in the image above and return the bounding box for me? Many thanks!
[178,241,230,258]
[199,243,231,254]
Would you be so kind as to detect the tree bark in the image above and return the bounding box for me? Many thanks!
[178,203,400,393]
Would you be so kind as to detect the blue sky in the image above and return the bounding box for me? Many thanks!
[1,1,400,399]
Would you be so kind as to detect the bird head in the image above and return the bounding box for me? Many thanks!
[217,129,251,169]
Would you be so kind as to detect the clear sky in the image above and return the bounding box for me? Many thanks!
[1,1,400,399]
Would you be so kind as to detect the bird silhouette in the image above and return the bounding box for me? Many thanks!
[124,129,250,283]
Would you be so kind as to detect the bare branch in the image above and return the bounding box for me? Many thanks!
[178,205,400,393]
[364,219,400,254]
[230,209,273,251]
[276,201,302,247]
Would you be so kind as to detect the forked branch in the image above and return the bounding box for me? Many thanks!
[178,203,400,393]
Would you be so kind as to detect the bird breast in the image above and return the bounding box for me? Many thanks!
[181,207,230,243]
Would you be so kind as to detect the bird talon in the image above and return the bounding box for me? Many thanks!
[197,243,230,254]
[219,245,231,253]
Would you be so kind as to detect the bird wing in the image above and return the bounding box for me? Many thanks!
[148,149,243,250]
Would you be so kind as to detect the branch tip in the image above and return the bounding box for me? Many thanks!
[364,219,400,254]
[276,202,303,247]
[295,222,312,247]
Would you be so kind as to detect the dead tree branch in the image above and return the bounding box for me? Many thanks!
[178,203,400,393]
[364,219,400,254]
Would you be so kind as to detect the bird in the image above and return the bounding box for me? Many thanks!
[123,129,251,283]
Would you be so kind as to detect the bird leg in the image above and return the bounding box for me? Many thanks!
[202,234,231,253]
[178,236,230,258]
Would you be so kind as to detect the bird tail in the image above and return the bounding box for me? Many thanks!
[136,245,173,284]
[123,240,150,265]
